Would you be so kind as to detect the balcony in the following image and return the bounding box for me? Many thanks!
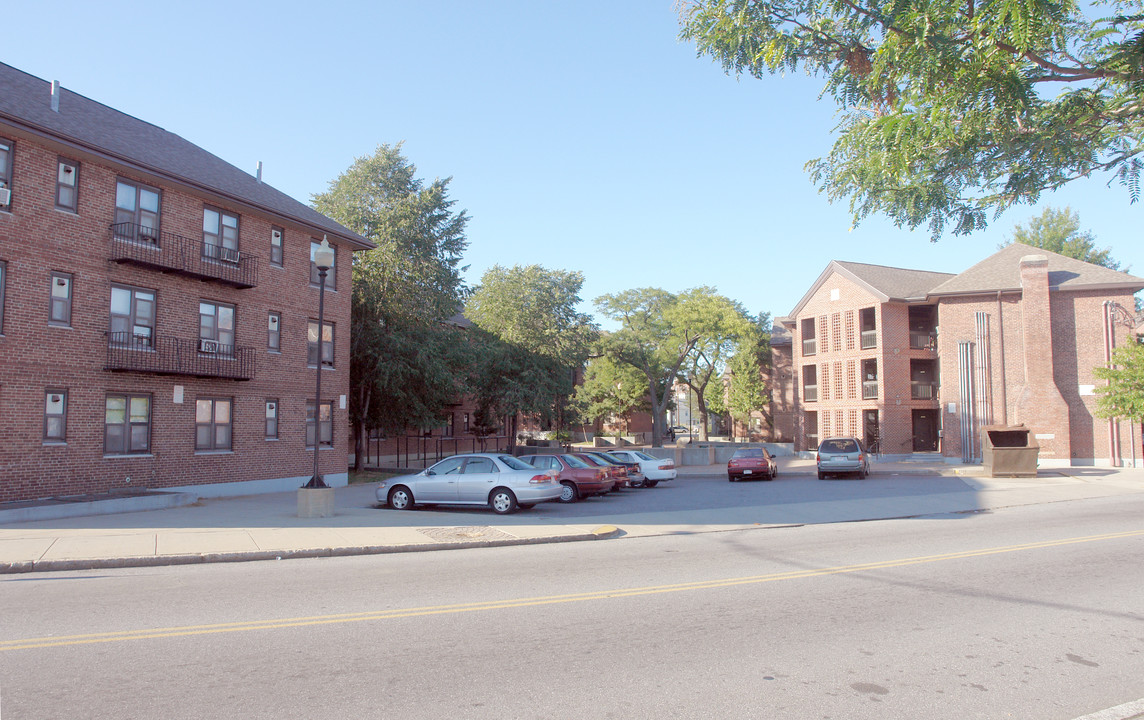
[803,384,818,402]
[911,382,937,400]
[803,338,817,356]
[110,222,258,289]
[860,330,877,349]
[105,332,254,380]
[862,380,878,399]
[909,331,936,350]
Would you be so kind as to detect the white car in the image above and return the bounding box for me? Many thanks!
[607,450,676,487]
[376,453,562,514]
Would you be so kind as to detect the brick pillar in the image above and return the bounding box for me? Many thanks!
[1013,255,1072,461]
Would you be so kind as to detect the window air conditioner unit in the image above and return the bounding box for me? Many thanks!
[271,230,282,243]
[199,339,219,353]
[218,247,240,263]
[0,188,10,205]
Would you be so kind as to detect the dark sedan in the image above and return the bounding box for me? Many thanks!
[524,453,614,502]
[727,447,777,481]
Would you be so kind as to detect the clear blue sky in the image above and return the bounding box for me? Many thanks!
[7,1,1141,323]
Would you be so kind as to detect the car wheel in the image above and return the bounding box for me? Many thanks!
[644,480,659,488]
[629,479,645,488]
[489,488,518,515]
[559,481,579,503]
[817,471,825,480]
[388,486,414,510]
[728,474,736,482]
[859,467,868,479]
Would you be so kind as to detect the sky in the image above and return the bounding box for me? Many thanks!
[6,1,1141,325]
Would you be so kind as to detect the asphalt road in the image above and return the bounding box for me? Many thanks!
[2,475,1142,719]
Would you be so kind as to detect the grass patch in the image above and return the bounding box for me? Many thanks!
[348,469,396,485]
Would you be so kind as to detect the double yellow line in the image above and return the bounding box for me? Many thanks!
[4,528,1142,652]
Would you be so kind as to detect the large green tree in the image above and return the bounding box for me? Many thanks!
[595,288,700,447]
[672,288,756,441]
[312,143,470,468]
[464,265,598,443]
[1094,340,1144,430]
[570,356,651,436]
[1003,206,1124,269]
[680,0,1144,239]
[725,317,773,439]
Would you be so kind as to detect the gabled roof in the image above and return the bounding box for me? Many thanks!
[927,243,1144,296]
[0,62,372,249]
[787,260,955,318]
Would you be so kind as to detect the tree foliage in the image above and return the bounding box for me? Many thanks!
[679,0,1144,239]
[1002,206,1123,269]
[571,356,651,434]
[1094,340,1144,422]
[726,318,773,438]
[312,144,470,467]
[595,288,699,446]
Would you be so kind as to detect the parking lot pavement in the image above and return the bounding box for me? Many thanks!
[2,460,1142,573]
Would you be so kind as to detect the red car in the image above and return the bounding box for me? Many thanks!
[570,453,630,489]
[727,447,777,481]
[524,454,614,503]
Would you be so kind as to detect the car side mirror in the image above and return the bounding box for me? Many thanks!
[423,469,435,476]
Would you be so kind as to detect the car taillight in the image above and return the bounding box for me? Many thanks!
[662,462,674,469]
[530,473,553,484]
[596,470,605,481]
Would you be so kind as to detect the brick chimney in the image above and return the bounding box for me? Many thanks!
[1013,255,1071,461]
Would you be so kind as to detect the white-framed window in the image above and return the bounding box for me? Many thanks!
[44,389,67,442]
[56,158,79,211]
[196,397,233,451]
[49,272,72,326]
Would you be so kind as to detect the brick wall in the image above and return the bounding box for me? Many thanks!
[0,129,354,502]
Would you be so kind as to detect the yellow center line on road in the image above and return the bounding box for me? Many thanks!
[4,528,1142,652]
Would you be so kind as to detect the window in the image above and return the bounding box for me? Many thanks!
[196,398,233,451]
[464,413,470,433]
[310,239,336,289]
[306,400,333,448]
[199,301,235,354]
[270,227,284,267]
[800,317,816,356]
[859,307,877,349]
[0,137,13,210]
[203,206,240,262]
[109,285,155,347]
[463,457,496,474]
[268,312,281,351]
[49,272,72,326]
[862,359,879,399]
[44,389,67,442]
[307,320,334,367]
[56,158,79,211]
[105,394,151,455]
[265,399,279,439]
[0,260,6,333]
[114,179,161,241]
[801,365,818,402]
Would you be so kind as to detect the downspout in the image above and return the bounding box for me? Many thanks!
[1103,301,1122,466]
[996,291,1008,425]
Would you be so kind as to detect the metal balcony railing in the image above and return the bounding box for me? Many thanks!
[860,330,877,349]
[911,382,937,400]
[909,331,936,350]
[803,384,818,402]
[862,380,878,399]
[110,222,258,288]
[105,332,254,380]
[802,338,817,356]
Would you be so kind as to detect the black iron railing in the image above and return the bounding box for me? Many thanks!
[911,381,937,400]
[109,222,258,288]
[105,332,254,380]
[862,380,879,399]
[909,331,936,350]
[860,330,877,349]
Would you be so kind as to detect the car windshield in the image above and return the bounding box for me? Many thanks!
[562,454,590,468]
[732,449,764,458]
[498,455,535,471]
[631,451,655,461]
[597,453,625,463]
[820,439,859,454]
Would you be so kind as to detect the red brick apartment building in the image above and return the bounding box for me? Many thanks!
[776,246,1143,466]
[0,64,372,503]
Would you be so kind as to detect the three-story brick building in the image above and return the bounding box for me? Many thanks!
[0,63,373,503]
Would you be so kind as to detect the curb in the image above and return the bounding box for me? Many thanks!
[0,525,624,575]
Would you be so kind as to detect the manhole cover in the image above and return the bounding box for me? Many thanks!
[419,526,516,542]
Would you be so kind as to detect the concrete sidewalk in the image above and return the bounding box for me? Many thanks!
[2,457,1142,574]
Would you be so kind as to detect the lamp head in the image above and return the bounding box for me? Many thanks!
[314,236,335,271]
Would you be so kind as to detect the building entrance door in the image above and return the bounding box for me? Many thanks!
[863,410,880,454]
[912,410,938,452]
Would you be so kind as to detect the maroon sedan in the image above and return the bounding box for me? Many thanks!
[727,447,777,481]
[524,453,614,502]
[570,453,630,490]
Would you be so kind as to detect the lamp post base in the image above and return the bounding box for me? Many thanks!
[297,487,334,518]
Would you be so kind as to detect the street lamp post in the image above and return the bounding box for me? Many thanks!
[304,236,335,489]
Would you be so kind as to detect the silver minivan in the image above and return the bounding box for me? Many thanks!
[816,437,870,479]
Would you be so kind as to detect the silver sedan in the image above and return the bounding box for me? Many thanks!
[376,453,562,514]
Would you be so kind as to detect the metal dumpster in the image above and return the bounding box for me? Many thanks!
[981,425,1039,477]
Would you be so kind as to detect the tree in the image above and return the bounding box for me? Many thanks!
[679,0,1144,239]
[725,323,772,440]
[1094,340,1144,427]
[595,289,700,447]
[671,288,755,441]
[312,144,470,469]
[465,265,598,443]
[1002,206,1123,269]
[570,356,650,436]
